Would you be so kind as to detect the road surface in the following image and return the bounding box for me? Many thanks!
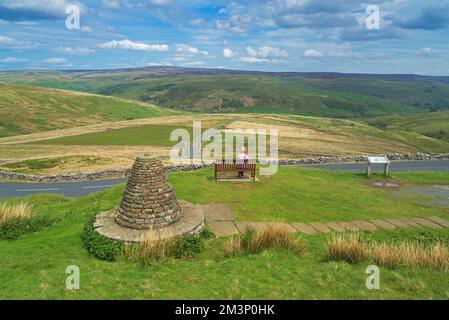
[0,178,127,199]
[0,160,447,199]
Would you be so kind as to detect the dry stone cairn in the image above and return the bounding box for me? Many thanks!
[115,155,183,230]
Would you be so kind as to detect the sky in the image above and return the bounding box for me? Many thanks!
[0,0,448,75]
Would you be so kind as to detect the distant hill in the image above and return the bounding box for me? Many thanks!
[1,67,449,118]
[0,83,176,137]
[366,111,449,143]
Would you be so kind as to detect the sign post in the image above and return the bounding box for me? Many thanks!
[366,156,390,177]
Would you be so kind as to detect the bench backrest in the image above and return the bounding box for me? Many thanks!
[215,161,256,172]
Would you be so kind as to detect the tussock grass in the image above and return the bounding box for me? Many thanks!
[225,223,306,256]
[124,233,178,266]
[327,234,449,272]
[326,233,370,264]
[0,202,32,225]
[122,231,202,266]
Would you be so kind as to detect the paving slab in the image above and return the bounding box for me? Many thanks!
[371,220,396,230]
[325,222,346,232]
[386,218,410,229]
[235,222,296,233]
[428,216,449,228]
[291,223,317,235]
[398,217,420,228]
[309,222,331,233]
[351,220,377,232]
[208,221,238,237]
[201,203,235,221]
[412,217,443,229]
[339,222,360,232]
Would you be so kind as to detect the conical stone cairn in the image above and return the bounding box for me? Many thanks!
[115,156,182,230]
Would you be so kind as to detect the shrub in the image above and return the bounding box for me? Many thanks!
[200,225,215,239]
[0,202,56,240]
[326,234,449,272]
[81,217,124,261]
[224,223,306,256]
[0,216,55,240]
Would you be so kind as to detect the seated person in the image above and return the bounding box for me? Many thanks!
[237,146,249,178]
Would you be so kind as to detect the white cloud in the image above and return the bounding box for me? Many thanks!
[149,0,170,5]
[419,47,438,55]
[246,46,288,58]
[99,39,169,52]
[0,35,38,50]
[304,49,323,57]
[223,48,238,58]
[44,57,67,64]
[190,18,204,26]
[81,26,93,33]
[0,56,29,63]
[176,45,208,56]
[102,0,121,9]
[184,61,206,66]
[239,56,269,63]
[0,0,87,21]
[56,47,95,55]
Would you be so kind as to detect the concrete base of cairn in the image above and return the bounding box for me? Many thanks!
[94,200,204,242]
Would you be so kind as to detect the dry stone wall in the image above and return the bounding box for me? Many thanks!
[0,152,448,183]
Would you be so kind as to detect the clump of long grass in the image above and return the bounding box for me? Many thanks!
[225,223,306,256]
[326,234,449,272]
[122,231,202,266]
[326,233,370,264]
[0,202,32,225]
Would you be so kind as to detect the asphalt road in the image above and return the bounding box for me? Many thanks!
[0,178,127,199]
[0,160,448,199]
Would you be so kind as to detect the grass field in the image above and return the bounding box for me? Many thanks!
[169,167,449,222]
[1,167,449,299]
[367,111,449,143]
[0,84,176,138]
[29,116,449,157]
[33,125,195,147]
[0,156,133,175]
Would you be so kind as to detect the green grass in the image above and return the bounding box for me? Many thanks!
[169,167,448,222]
[0,191,448,299]
[33,125,193,147]
[1,167,449,299]
[0,83,176,138]
[0,156,113,175]
[32,124,266,153]
[367,111,449,143]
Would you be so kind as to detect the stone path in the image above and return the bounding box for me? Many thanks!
[201,203,449,238]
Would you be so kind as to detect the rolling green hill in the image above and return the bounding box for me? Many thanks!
[366,111,449,143]
[1,67,449,118]
[0,83,176,138]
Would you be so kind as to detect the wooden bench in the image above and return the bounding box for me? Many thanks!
[214,160,256,181]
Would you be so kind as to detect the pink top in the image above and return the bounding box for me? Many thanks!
[237,153,249,162]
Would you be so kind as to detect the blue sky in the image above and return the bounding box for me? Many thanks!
[0,0,448,75]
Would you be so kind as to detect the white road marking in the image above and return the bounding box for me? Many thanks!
[16,188,60,192]
[81,185,116,189]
